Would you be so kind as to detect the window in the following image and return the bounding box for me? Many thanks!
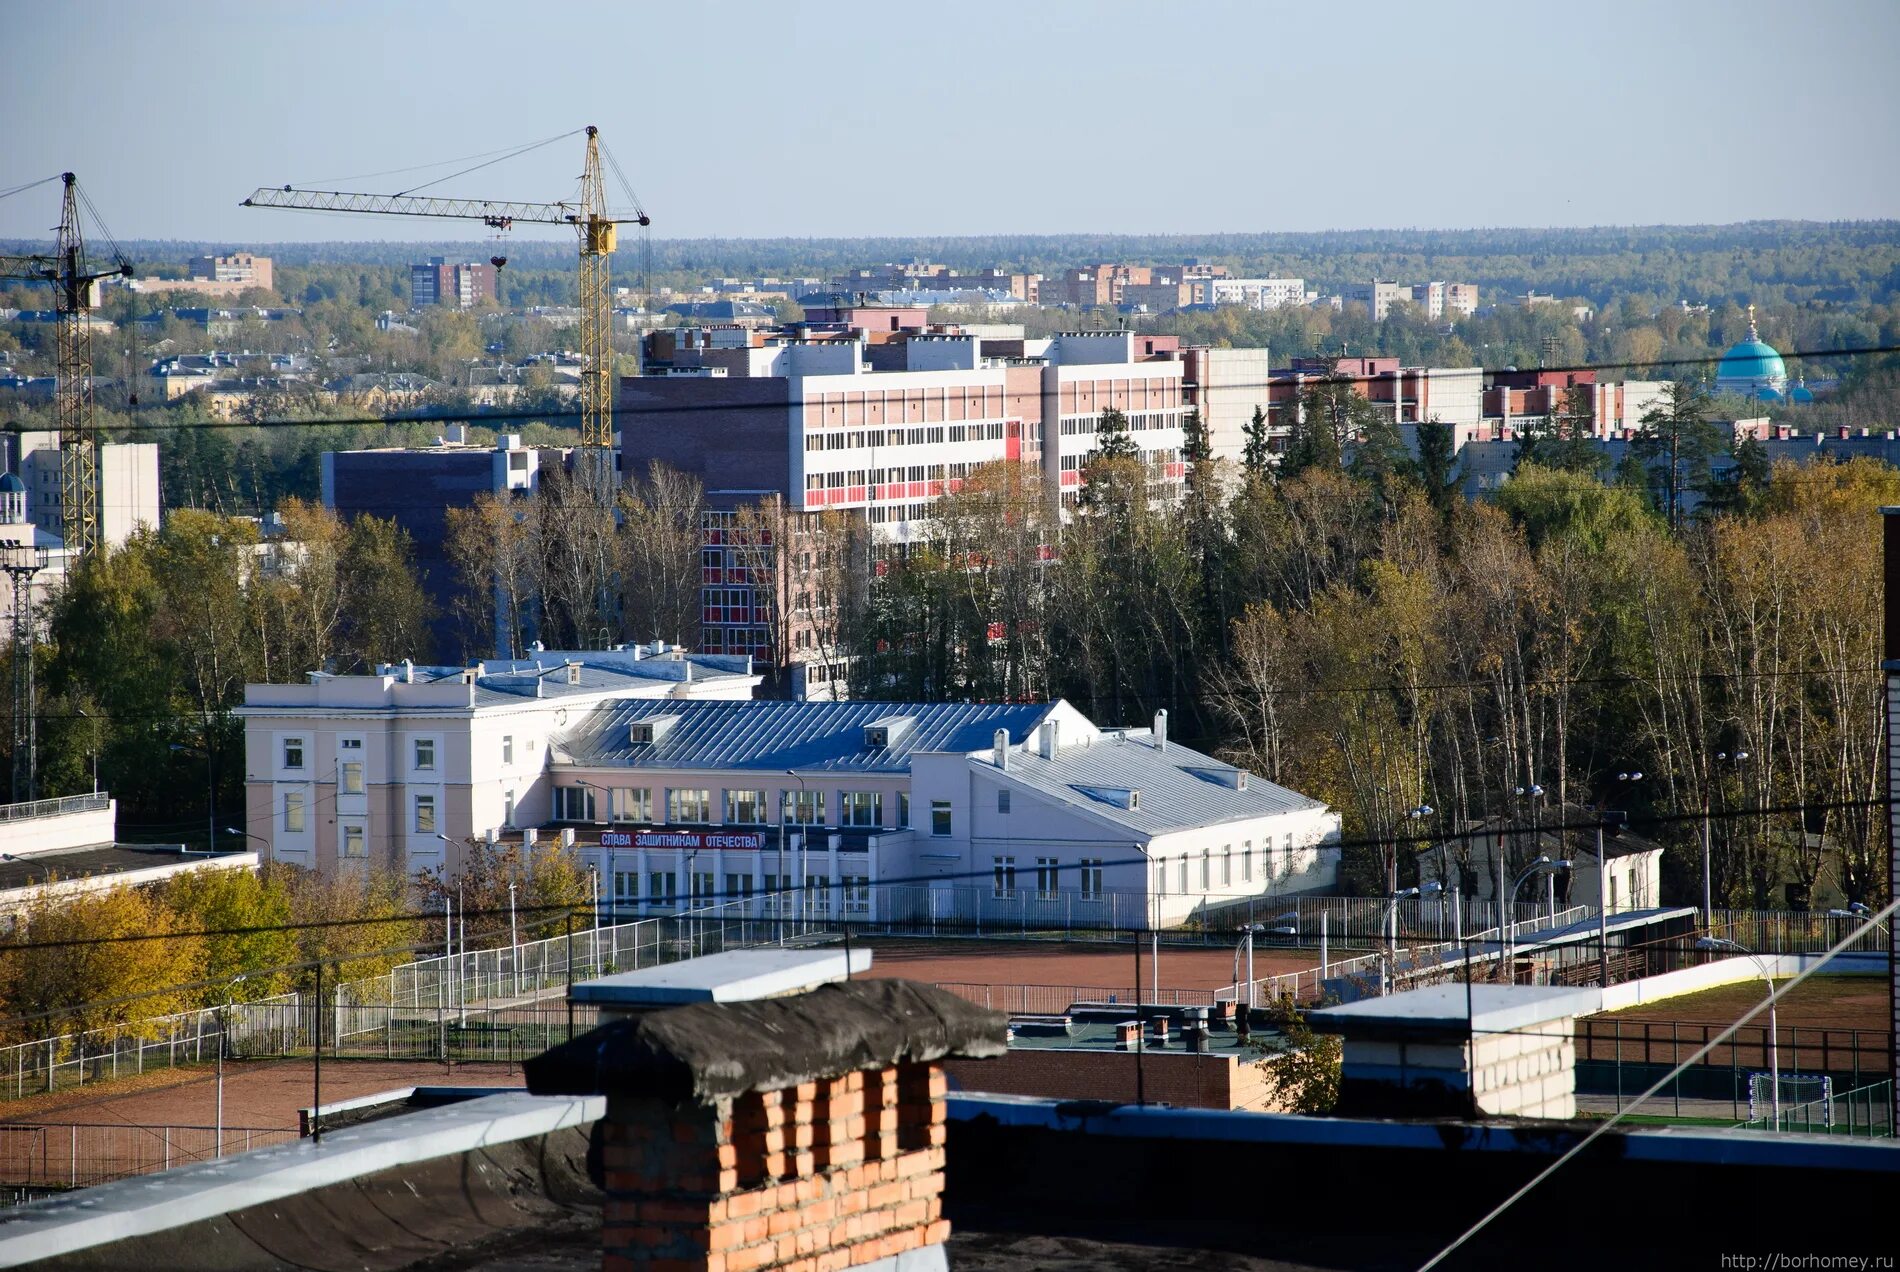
[413,738,435,772]
[414,794,436,834]
[1081,859,1104,900]
[725,789,768,825]
[283,790,305,833]
[1035,857,1058,899]
[282,737,304,770]
[997,789,1011,814]
[840,791,882,828]
[1221,848,1232,887]
[899,792,911,828]
[340,761,364,795]
[806,875,833,915]
[1242,841,1253,882]
[611,787,653,823]
[762,873,793,913]
[725,873,753,901]
[555,786,596,822]
[1609,874,1619,911]
[1179,857,1189,893]
[692,871,715,904]
[613,871,638,909]
[503,789,516,826]
[341,824,366,858]
[668,788,712,824]
[649,871,679,909]
[930,800,952,837]
[843,875,870,913]
[992,856,1017,897]
[1155,860,1167,896]
[782,789,826,826]
[501,735,514,765]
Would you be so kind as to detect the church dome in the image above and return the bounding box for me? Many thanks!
[0,472,23,495]
[1715,306,1787,396]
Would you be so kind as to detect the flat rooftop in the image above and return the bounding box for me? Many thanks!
[0,843,233,891]
[1310,983,1601,1040]
[568,946,873,1008]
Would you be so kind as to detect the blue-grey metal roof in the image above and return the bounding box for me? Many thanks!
[394,650,754,707]
[997,735,1326,835]
[556,699,1056,773]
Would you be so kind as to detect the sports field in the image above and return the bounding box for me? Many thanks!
[1600,975,1887,1033]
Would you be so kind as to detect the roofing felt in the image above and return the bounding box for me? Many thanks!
[994,733,1327,835]
[554,698,1056,774]
[0,844,235,891]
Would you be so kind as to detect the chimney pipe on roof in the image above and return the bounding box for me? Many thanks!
[1154,708,1168,751]
[1039,718,1060,760]
[994,728,1009,771]
[401,658,414,684]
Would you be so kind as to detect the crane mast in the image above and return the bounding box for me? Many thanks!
[0,174,131,558]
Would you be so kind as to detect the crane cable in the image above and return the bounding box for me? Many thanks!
[393,128,583,199]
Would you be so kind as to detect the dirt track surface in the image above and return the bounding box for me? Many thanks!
[862,939,1318,992]
[0,1058,525,1130]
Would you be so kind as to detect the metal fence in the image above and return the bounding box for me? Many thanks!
[1707,909,1890,955]
[0,1122,298,1190]
[0,792,109,824]
[0,993,303,1100]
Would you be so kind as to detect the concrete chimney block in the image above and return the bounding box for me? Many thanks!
[994,728,1009,771]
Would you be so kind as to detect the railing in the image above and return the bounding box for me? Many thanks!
[0,993,303,1100]
[931,982,1220,1016]
[1707,909,1890,955]
[1576,1017,1894,1086]
[0,1122,297,1191]
[0,792,109,824]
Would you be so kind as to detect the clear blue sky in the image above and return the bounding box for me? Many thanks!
[3,0,1896,244]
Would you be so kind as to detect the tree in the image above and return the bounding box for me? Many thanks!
[618,462,706,650]
[337,513,431,668]
[1630,380,1725,532]
[1251,996,1341,1114]
[1242,405,1273,478]
[1514,384,1603,477]
[1091,408,1139,462]
[162,866,297,1001]
[0,885,207,1045]
[1415,419,1458,515]
[445,491,537,660]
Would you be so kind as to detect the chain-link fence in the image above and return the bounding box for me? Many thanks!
[0,994,303,1100]
[0,1122,297,1191]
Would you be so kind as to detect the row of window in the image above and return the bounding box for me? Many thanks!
[282,733,524,777]
[282,790,440,836]
[552,785,907,830]
[990,856,1106,900]
[1057,410,1183,437]
[1150,838,1309,895]
[609,870,872,913]
[803,421,1009,453]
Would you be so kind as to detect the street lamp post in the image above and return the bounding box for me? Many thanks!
[785,770,808,932]
[1703,751,1748,927]
[214,975,245,1158]
[1696,936,1778,1127]
[1385,887,1419,993]
[1506,856,1570,982]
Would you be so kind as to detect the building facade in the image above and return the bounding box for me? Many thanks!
[236,647,761,883]
[410,257,497,309]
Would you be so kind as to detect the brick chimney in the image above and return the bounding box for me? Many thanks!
[524,978,1006,1272]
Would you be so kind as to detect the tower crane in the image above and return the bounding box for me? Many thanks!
[242,126,648,490]
[0,173,134,557]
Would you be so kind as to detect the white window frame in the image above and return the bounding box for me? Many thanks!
[1081,858,1104,900]
[341,823,366,858]
[930,800,952,838]
[340,760,364,795]
[414,794,436,834]
[283,790,305,833]
[413,737,436,773]
[282,737,304,771]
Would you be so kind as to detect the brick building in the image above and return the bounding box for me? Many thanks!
[410,256,497,309]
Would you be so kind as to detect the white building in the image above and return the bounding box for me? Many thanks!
[1199,278,1307,311]
[235,645,762,881]
[549,699,1339,929]
[1416,806,1664,915]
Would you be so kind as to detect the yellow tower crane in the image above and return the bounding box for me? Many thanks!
[242,126,648,487]
[0,173,134,557]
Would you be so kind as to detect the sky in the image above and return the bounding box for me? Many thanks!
[3,0,1897,245]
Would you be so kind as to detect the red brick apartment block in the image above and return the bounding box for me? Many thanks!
[524,979,1004,1272]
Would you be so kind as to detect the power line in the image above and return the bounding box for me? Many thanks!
[0,795,1882,958]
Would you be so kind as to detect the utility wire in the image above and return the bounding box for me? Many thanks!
[1416,895,1900,1271]
[0,795,1885,958]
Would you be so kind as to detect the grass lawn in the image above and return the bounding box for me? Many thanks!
[1600,975,1886,1033]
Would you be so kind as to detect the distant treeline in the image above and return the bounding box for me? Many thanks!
[5,221,1897,307]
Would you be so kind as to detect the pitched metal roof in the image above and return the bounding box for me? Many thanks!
[995,734,1327,835]
[555,699,1056,773]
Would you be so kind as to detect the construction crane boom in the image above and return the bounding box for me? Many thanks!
[0,173,133,558]
[242,126,647,461]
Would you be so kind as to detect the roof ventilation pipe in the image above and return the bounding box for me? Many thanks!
[993,728,1009,772]
[1039,719,1060,760]
[1153,708,1168,751]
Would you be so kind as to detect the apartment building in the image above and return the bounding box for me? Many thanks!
[126,253,275,299]
[547,698,1338,928]
[1258,356,1485,452]
[322,433,563,658]
[410,257,497,309]
[1482,369,1667,440]
[1353,280,1478,321]
[624,325,1188,678]
[236,646,761,882]
[1199,278,1307,310]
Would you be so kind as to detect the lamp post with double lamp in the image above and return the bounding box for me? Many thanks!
[1506,856,1570,982]
[785,770,809,932]
[1402,803,1435,934]
[1695,936,1779,1127]
[1384,886,1420,993]
[1508,783,1545,925]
